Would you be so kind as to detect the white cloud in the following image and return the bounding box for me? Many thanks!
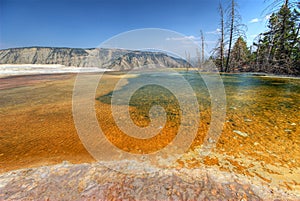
[249,18,262,23]
[265,14,271,20]
[166,35,198,41]
[205,40,218,44]
[206,29,221,35]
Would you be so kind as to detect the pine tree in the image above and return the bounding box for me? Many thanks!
[230,36,250,71]
[256,1,299,74]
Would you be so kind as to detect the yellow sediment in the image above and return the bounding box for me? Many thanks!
[0,72,299,195]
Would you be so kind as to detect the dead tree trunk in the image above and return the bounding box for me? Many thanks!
[200,30,205,67]
[225,0,235,73]
[219,2,225,72]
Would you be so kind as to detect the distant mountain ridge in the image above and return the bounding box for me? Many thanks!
[0,47,189,70]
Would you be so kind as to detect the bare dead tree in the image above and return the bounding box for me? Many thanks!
[252,34,261,70]
[185,50,190,72]
[219,2,225,72]
[224,0,247,72]
[224,0,234,72]
[196,48,201,71]
[200,30,205,66]
[210,2,225,72]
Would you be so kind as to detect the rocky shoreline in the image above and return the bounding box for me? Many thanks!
[1,160,299,200]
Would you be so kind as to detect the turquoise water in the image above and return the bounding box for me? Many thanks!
[98,71,300,113]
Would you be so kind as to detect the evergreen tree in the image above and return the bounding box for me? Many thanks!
[230,36,250,71]
[256,2,299,74]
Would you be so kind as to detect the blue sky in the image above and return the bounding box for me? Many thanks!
[0,0,271,52]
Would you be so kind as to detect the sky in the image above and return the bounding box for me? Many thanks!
[0,0,272,53]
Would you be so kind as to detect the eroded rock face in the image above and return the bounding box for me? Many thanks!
[109,51,189,70]
[0,161,298,200]
[0,47,189,70]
